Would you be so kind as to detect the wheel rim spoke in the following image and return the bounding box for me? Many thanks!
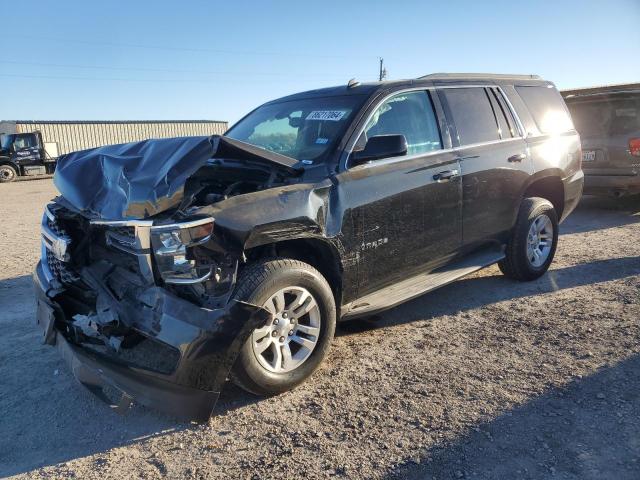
[295,324,319,337]
[288,289,309,312]
[290,334,315,350]
[292,296,315,319]
[282,343,293,368]
[271,343,283,370]
[272,290,286,314]
[253,324,271,338]
[253,336,272,354]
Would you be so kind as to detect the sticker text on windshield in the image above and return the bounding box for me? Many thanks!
[306,111,347,121]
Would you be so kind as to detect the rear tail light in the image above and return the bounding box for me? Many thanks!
[630,138,640,157]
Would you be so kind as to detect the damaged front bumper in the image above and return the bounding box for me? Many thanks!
[33,260,269,421]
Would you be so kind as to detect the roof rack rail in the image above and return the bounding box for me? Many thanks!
[418,73,542,81]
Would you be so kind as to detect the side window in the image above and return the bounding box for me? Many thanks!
[492,88,520,137]
[515,85,574,134]
[487,89,513,139]
[358,91,442,156]
[13,134,37,150]
[440,88,501,145]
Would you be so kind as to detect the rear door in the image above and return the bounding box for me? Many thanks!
[437,86,531,248]
[334,89,462,299]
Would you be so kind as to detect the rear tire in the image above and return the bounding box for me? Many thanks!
[231,258,336,396]
[499,197,559,281]
[0,165,17,183]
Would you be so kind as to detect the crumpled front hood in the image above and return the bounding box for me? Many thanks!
[53,135,302,221]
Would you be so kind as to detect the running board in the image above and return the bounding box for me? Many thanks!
[342,248,505,319]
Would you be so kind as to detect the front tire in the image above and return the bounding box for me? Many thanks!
[499,197,559,281]
[0,165,17,183]
[231,258,336,396]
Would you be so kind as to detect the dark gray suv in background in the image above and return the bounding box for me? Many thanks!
[563,83,640,197]
[34,73,583,419]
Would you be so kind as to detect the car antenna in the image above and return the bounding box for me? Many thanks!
[347,78,360,88]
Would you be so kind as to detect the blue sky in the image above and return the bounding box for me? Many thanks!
[1,0,639,124]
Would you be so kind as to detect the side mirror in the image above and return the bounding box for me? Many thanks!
[351,134,407,166]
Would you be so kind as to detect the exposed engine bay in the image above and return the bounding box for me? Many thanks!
[181,157,293,211]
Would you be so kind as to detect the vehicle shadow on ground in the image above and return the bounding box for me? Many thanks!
[563,195,640,235]
[338,255,640,336]
[0,275,190,477]
[0,274,264,477]
[386,354,640,480]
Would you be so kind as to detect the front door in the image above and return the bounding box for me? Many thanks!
[334,89,462,299]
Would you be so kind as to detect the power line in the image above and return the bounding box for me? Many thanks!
[0,72,370,84]
[5,34,378,61]
[0,59,369,80]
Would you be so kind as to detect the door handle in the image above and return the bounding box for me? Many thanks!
[508,153,527,163]
[433,169,459,182]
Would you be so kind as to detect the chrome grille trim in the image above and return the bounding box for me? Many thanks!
[90,218,154,283]
[40,205,79,283]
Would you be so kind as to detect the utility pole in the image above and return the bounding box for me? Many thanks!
[378,57,387,81]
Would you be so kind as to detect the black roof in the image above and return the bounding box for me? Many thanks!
[265,73,548,104]
[4,119,227,125]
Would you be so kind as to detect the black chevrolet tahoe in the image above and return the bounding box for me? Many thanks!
[34,73,584,420]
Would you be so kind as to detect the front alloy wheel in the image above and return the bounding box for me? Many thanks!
[231,258,336,396]
[252,286,321,373]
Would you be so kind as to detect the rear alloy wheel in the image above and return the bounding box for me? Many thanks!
[499,197,559,281]
[0,165,17,183]
[231,258,336,396]
[526,214,554,267]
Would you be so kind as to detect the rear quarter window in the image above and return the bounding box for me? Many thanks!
[516,85,574,135]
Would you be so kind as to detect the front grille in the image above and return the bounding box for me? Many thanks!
[43,210,80,283]
[45,248,79,283]
[42,204,155,284]
[102,225,138,254]
[109,225,135,239]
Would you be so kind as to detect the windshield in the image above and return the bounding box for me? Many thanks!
[567,95,640,138]
[226,95,367,164]
[0,133,38,150]
[1,134,15,150]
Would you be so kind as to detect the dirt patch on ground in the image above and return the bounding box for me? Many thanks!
[1,179,639,479]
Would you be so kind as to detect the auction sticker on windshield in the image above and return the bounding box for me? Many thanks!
[306,110,347,121]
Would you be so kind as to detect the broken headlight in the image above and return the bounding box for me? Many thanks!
[150,218,214,284]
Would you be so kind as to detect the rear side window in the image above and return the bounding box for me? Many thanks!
[516,85,574,134]
[440,87,501,145]
[566,96,640,138]
[487,89,513,139]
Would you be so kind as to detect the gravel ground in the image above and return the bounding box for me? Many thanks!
[0,179,638,480]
